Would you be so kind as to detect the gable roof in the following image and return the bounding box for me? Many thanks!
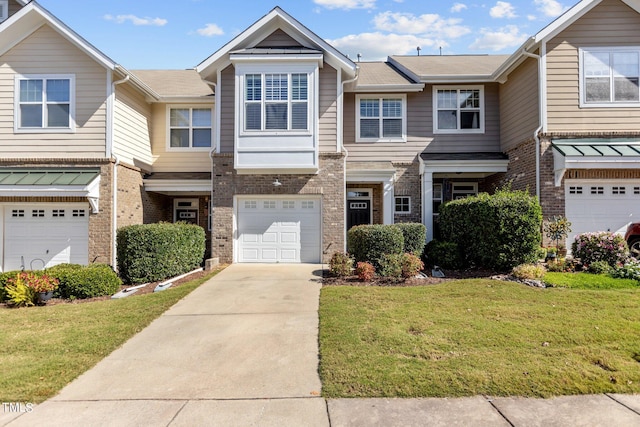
[196,6,356,78]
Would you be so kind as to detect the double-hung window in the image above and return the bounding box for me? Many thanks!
[168,107,212,149]
[433,86,484,134]
[356,95,406,142]
[580,47,640,106]
[15,75,74,132]
[244,72,308,131]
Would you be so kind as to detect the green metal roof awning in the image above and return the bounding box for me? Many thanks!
[0,168,100,186]
[0,168,101,212]
[551,139,640,187]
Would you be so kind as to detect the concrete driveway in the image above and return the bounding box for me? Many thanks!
[5,264,329,427]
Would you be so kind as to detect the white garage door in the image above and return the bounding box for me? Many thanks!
[237,197,321,263]
[3,204,89,271]
[565,180,640,246]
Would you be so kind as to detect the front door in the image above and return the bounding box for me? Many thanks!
[347,200,371,231]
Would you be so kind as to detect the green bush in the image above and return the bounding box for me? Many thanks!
[117,222,206,283]
[571,232,628,267]
[0,270,21,302]
[512,263,545,280]
[611,259,640,281]
[401,253,424,278]
[329,252,354,277]
[378,253,403,278]
[424,240,463,270]
[347,224,404,269]
[48,264,122,299]
[394,223,427,256]
[438,189,542,270]
[587,260,612,275]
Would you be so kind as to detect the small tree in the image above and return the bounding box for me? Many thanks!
[544,216,572,251]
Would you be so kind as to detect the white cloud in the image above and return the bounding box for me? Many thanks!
[469,25,528,51]
[196,23,224,37]
[451,3,467,13]
[328,32,445,61]
[373,11,471,39]
[534,0,569,17]
[527,14,537,21]
[490,2,517,19]
[313,0,375,10]
[104,14,167,26]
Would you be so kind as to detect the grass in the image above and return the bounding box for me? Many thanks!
[319,279,640,398]
[0,269,220,403]
[544,272,639,289]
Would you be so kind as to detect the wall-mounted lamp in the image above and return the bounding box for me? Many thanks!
[273,178,282,187]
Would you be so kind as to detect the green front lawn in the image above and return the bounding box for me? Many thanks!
[0,269,220,403]
[543,272,639,289]
[319,279,640,398]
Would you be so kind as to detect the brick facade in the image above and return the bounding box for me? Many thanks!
[211,152,345,263]
[393,162,422,224]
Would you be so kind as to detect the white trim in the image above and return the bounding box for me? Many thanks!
[553,154,640,187]
[173,198,199,223]
[14,74,76,133]
[347,187,373,226]
[143,179,212,193]
[394,195,411,215]
[346,170,395,225]
[0,0,8,22]
[165,105,214,151]
[419,159,508,174]
[432,85,484,134]
[355,94,407,143]
[578,46,640,108]
[451,182,479,199]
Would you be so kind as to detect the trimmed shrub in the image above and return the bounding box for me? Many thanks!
[587,260,612,275]
[438,189,542,270]
[48,263,122,299]
[394,223,427,256]
[117,222,206,283]
[401,253,424,278]
[0,270,21,303]
[347,224,404,269]
[611,259,640,281]
[512,263,545,280]
[378,253,403,278]
[329,252,354,277]
[571,232,627,267]
[424,240,463,270]
[355,261,375,282]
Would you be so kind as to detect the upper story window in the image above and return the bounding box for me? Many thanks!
[15,75,75,132]
[0,0,8,22]
[244,72,308,131]
[168,107,212,149]
[580,47,640,107]
[433,86,484,134]
[356,95,406,142]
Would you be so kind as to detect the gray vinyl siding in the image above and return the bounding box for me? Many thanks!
[319,64,337,152]
[0,25,107,158]
[8,0,22,17]
[546,0,640,132]
[344,83,501,162]
[219,65,235,153]
[256,29,302,47]
[500,56,540,152]
[113,83,153,168]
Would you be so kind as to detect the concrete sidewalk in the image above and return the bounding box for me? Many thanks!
[2,264,640,426]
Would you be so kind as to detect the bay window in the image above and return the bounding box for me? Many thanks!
[433,86,484,134]
[356,95,406,142]
[580,47,640,106]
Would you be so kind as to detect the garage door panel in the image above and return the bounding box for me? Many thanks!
[237,197,321,263]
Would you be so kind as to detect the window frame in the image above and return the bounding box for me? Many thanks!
[14,74,75,133]
[0,0,8,22]
[579,46,640,108]
[432,86,484,134]
[239,70,311,134]
[166,105,214,151]
[355,94,407,143]
[394,196,411,214]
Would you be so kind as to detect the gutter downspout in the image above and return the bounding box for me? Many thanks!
[201,78,217,261]
[521,50,543,200]
[340,67,359,251]
[110,74,130,269]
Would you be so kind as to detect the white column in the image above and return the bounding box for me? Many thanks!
[383,176,394,224]
[423,171,434,241]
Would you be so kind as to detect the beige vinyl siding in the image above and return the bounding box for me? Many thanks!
[149,103,213,172]
[113,83,153,169]
[344,84,501,162]
[219,65,235,153]
[256,29,301,47]
[546,0,640,132]
[500,57,539,152]
[319,64,337,152]
[0,25,107,158]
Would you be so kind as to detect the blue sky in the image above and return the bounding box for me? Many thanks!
[35,0,575,69]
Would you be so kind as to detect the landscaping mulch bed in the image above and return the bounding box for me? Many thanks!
[322,267,502,287]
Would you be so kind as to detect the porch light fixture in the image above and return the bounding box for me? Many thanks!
[273,178,282,187]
